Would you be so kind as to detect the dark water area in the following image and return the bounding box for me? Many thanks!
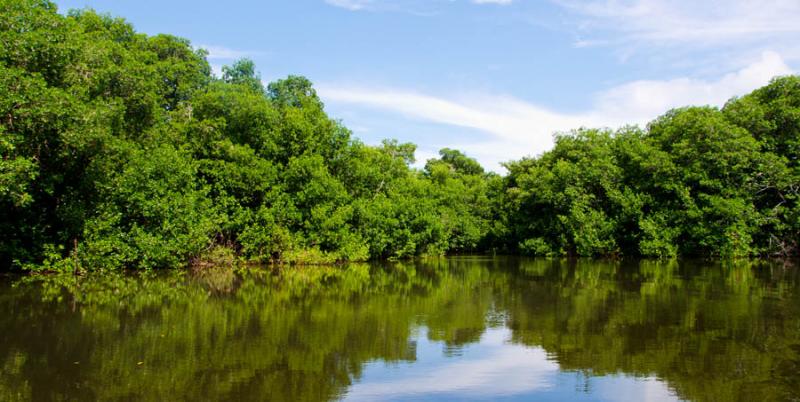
[1,258,799,401]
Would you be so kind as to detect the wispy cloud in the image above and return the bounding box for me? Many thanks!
[324,0,374,11]
[592,51,792,122]
[320,52,792,171]
[197,45,261,60]
[325,0,513,12]
[197,45,265,78]
[554,0,800,66]
[472,0,513,4]
[556,0,800,45]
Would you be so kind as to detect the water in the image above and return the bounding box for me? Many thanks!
[1,257,798,401]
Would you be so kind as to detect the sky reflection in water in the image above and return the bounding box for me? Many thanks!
[345,327,679,402]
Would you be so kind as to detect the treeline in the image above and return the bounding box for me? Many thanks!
[0,0,497,270]
[1,0,799,270]
[501,83,800,258]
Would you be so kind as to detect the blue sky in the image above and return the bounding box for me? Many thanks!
[54,0,800,170]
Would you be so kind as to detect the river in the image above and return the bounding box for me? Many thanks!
[1,257,798,401]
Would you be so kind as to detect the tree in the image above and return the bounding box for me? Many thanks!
[221,58,263,93]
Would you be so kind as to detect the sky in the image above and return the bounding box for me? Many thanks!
[54,0,800,171]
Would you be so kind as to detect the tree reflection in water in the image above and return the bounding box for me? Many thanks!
[0,258,798,401]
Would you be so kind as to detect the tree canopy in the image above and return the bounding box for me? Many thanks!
[0,0,494,270]
[1,0,800,270]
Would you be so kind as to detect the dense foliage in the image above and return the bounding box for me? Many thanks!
[0,0,494,270]
[1,0,799,270]
[502,90,800,258]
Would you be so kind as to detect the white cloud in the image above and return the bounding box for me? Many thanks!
[325,0,512,12]
[320,52,792,171]
[209,63,224,78]
[554,0,800,67]
[324,0,445,14]
[472,0,513,5]
[589,51,792,124]
[321,85,582,144]
[198,46,266,78]
[556,0,800,44]
[198,45,258,60]
[325,0,374,11]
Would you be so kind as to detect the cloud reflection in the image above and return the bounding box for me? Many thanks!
[342,327,680,401]
[343,327,558,400]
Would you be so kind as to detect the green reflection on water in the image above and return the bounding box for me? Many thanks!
[0,258,798,401]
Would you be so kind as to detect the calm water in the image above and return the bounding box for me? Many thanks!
[1,258,799,401]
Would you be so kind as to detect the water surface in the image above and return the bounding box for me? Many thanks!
[1,258,798,401]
